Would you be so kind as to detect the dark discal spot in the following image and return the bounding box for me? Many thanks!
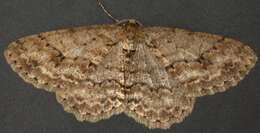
[100,98,106,103]
[60,56,65,61]
[203,75,209,80]
[53,73,58,77]
[89,62,96,68]
[13,60,17,64]
[55,52,63,58]
[45,43,50,47]
[31,60,39,67]
[73,57,78,61]
[33,77,38,81]
[76,97,83,102]
[92,38,96,41]
[212,45,218,50]
[54,63,59,68]
[111,97,116,101]
[197,56,205,63]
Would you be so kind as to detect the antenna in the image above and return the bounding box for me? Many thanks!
[96,0,120,23]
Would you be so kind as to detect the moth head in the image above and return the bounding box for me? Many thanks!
[118,19,143,39]
[119,19,142,29]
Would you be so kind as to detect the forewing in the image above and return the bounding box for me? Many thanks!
[4,24,126,121]
[143,27,257,97]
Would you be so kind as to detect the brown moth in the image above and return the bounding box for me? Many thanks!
[4,0,257,129]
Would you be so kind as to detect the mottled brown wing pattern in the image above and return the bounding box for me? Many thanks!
[125,85,195,129]
[4,23,257,129]
[124,26,257,129]
[4,24,127,122]
[143,27,257,97]
[123,42,195,129]
[55,80,125,122]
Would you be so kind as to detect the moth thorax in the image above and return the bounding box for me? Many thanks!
[121,41,136,57]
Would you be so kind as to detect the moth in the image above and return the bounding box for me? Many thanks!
[4,0,257,129]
